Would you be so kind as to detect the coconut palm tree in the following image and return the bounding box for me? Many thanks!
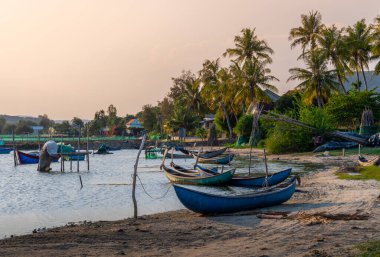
[224,28,274,65]
[199,59,234,139]
[289,10,324,58]
[345,19,372,91]
[317,25,350,94]
[371,16,380,74]
[288,51,340,107]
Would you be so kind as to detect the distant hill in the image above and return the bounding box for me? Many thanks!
[0,115,41,124]
[343,71,380,92]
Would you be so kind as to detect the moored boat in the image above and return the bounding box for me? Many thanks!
[179,147,228,158]
[16,150,60,165]
[194,164,292,187]
[194,154,235,165]
[172,177,297,214]
[162,164,235,186]
[0,147,12,154]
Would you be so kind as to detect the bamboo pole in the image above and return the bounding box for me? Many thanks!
[12,129,16,166]
[86,129,90,171]
[264,149,269,188]
[38,133,41,151]
[77,127,81,172]
[170,147,174,165]
[132,134,146,219]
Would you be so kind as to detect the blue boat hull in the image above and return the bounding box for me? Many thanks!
[0,148,12,154]
[173,177,297,214]
[195,165,292,187]
[17,151,60,165]
[64,155,85,161]
[197,154,234,165]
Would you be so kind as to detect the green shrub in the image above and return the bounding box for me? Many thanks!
[233,115,253,137]
[266,104,334,154]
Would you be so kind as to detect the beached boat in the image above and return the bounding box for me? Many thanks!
[194,154,235,165]
[0,147,12,154]
[145,147,192,159]
[195,164,292,187]
[358,155,380,166]
[172,177,297,214]
[16,150,60,165]
[162,164,235,186]
[178,147,228,158]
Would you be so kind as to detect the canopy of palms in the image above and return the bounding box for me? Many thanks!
[288,51,340,108]
[345,19,372,91]
[317,25,350,94]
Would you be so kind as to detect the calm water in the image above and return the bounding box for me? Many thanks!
[0,150,325,238]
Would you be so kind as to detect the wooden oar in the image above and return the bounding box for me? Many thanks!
[160,148,169,170]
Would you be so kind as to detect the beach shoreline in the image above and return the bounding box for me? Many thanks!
[1,150,379,257]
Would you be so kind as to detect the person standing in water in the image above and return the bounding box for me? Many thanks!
[38,140,59,172]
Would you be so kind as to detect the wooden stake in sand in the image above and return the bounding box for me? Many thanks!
[77,126,81,172]
[160,148,169,170]
[132,134,147,219]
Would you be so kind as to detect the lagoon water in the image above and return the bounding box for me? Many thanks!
[0,150,324,238]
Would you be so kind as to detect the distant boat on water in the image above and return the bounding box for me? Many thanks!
[16,150,60,165]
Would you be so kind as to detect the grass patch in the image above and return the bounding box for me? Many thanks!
[330,147,380,156]
[355,240,380,257]
[337,166,380,181]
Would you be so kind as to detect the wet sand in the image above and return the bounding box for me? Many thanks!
[1,150,379,257]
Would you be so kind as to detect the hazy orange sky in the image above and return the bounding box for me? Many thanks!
[0,0,379,120]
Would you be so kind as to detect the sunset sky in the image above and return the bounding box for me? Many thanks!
[0,0,379,120]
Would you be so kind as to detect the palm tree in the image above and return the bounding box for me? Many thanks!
[371,16,380,74]
[288,51,340,107]
[199,59,234,139]
[224,28,273,65]
[317,25,349,94]
[289,10,324,58]
[223,28,277,105]
[345,19,372,91]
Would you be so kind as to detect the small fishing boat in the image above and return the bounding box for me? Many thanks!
[173,163,291,187]
[173,177,297,214]
[162,164,235,186]
[179,147,228,158]
[194,164,292,187]
[194,154,235,165]
[16,150,60,165]
[358,155,380,166]
[0,147,12,154]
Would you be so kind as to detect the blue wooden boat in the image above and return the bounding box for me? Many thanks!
[162,164,235,186]
[16,150,60,165]
[194,164,292,187]
[173,177,297,214]
[194,154,234,165]
[0,147,12,154]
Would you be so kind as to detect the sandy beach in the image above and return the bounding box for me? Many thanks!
[1,150,379,257]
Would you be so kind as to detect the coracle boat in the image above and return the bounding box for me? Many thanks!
[172,177,297,214]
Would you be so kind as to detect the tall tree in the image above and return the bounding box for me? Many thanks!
[199,59,234,139]
[224,28,277,105]
[317,25,349,93]
[289,10,324,58]
[371,16,380,74]
[288,50,340,107]
[345,19,372,91]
